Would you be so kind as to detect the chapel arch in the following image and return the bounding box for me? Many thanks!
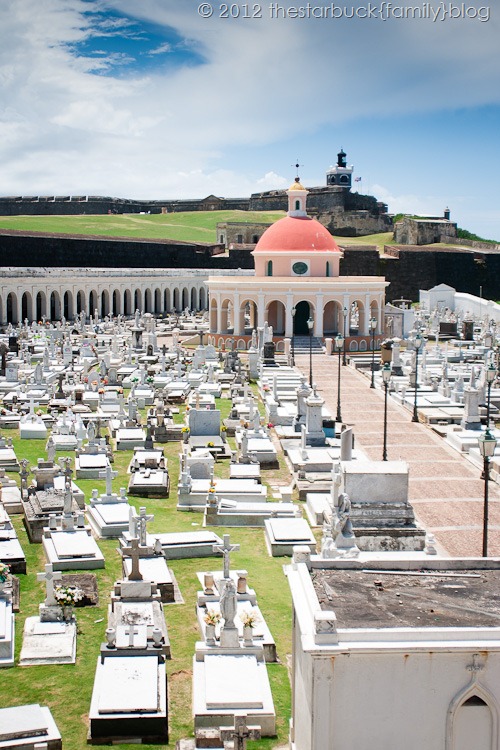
[293,299,314,335]
[266,299,286,335]
[239,299,258,334]
[154,288,161,314]
[220,298,233,334]
[144,288,152,313]
[112,289,120,316]
[182,287,189,311]
[323,300,342,335]
[350,299,365,335]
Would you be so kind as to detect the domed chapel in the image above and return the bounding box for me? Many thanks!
[207,177,388,348]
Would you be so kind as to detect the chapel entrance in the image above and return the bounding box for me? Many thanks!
[293,300,311,335]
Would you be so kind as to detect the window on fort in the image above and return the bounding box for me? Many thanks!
[220,235,224,243]
[252,235,258,243]
[267,260,273,276]
[326,261,330,277]
[237,234,243,243]
[295,200,300,210]
[340,175,349,184]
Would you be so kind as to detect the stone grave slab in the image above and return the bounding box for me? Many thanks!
[0,536,26,574]
[0,704,62,749]
[19,615,76,665]
[205,654,263,708]
[264,517,316,557]
[155,531,224,560]
[43,529,105,570]
[116,428,146,451]
[122,556,174,603]
[88,654,168,743]
[0,597,14,668]
[193,654,275,736]
[87,501,131,539]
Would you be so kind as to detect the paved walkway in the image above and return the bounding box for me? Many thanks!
[294,351,500,557]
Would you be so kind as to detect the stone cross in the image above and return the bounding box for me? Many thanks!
[121,538,143,581]
[213,534,240,580]
[220,717,261,750]
[98,465,118,497]
[37,563,62,606]
[125,624,139,648]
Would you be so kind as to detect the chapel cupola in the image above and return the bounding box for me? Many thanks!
[326,147,353,189]
[287,176,309,217]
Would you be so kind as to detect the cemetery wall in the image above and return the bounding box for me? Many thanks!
[0,232,254,270]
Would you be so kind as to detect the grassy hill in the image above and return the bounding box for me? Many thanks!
[0,210,285,244]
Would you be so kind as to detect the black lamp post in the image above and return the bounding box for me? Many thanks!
[370,316,377,388]
[307,316,314,386]
[291,306,296,366]
[335,333,344,423]
[412,333,423,423]
[478,428,497,557]
[342,305,348,365]
[382,362,391,461]
[485,362,496,428]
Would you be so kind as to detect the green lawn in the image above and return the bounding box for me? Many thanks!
[0,210,285,245]
[0,395,294,749]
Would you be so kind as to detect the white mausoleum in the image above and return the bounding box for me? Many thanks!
[286,553,500,750]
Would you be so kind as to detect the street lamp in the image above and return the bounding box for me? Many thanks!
[370,317,377,388]
[485,362,496,428]
[412,333,423,423]
[382,362,391,461]
[307,316,314,386]
[291,306,296,366]
[478,428,497,557]
[335,333,344,423]
[342,305,348,365]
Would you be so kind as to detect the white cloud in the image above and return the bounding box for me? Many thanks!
[1,0,500,237]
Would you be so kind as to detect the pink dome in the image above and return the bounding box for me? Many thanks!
[254,215,340,253]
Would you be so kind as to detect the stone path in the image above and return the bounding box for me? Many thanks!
[295,351,500,557]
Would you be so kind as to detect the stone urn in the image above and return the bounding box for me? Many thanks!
[243,625,254,647]
[62,605,74,622]
[205,623,216,646]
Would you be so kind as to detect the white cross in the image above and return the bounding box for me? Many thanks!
[98,464,118,496]
[125,624,139,647]
[37,563,62,606]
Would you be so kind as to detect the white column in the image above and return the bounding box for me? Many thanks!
[233,292,241,334]
[364,293,371,335]
[315,295,324,336]
[257,293,265,329]
[285,294,294,337]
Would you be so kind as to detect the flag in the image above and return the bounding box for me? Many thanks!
[354,177,362,182]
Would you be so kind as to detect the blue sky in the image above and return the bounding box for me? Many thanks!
[1,0,500,238]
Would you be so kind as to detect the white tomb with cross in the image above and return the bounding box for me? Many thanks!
[19,564,77,666]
